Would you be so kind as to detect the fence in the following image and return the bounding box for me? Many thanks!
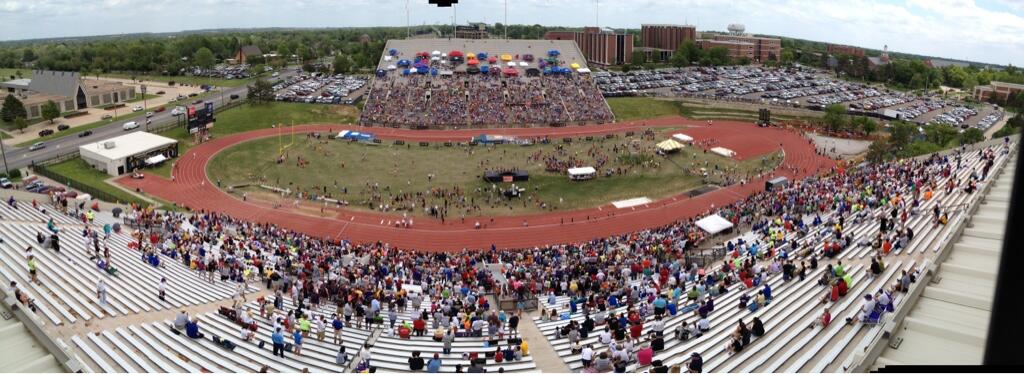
[30,162,144,205]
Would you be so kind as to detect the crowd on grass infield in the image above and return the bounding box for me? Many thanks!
[5,137,1010,373]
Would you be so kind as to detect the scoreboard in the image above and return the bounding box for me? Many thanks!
[187,102,215,134]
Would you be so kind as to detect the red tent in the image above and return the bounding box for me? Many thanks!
[487,56,498,64]
[416,51,429,58]
[502,67,518,76]
[449,51,463,57]
[467,59,479,65]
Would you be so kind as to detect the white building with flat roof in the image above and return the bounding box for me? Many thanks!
[79,132,179,176]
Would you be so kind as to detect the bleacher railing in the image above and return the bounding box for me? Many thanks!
[0,290,84,372]
[846,139,1018,372]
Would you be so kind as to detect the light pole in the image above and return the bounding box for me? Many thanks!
[0,136,9,177]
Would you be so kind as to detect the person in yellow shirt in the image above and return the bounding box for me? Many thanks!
[520,340,529,356]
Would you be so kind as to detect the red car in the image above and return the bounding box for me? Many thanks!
[154,107,166,113]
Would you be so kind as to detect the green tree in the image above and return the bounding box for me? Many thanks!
[866,139,890,163]
[13,116,27,133]
[193,47,215,69]
[670,40,702,67]
[1,94,27,123]
[823,104,848,133]
[858,117,877,135]
[246,78,275,104]
[889,121,917,150]
[959,128,985,145]
[333,55,351,75]
[41,100,60,124]
[924,124,958,147]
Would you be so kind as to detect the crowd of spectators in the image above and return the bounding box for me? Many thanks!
[359,74,612,127]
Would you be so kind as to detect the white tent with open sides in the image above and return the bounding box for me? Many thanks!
[710,147,737,158]
[567,166,597,181]
[695,214,734,235]
[672,133,694,143]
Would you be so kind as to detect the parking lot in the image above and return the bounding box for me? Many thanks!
[190,63,257,80]
[593,66,1003,131]
[273,73,367,104]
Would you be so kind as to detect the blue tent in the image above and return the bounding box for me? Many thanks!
[548,50,560,56]
[431,68,439,76]
[416,66,429,74]
[336,130,375,141]
[402,69,412,76]
[389,48,398,56]
[480,65,490,74]
[543,67,553,75]
[376,69,386,77]
[397,59,412,67]
[477,52,488,60]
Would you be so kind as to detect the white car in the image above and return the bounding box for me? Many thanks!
[123,121,139,131]
[132,105,144,112]
[145,111,154,118]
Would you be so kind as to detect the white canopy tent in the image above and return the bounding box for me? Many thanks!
[144,154,168,165]
[576,68,592,73]
[567,166,597,180]
[672,133,694,143]
[710,147,737,158]
[695,214,734,234]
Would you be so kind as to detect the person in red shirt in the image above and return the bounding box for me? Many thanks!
[629,322,643,342]
[413,318,426,336]
[494,348,504,363]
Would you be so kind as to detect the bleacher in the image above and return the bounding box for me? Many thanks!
[532,142,1012,373]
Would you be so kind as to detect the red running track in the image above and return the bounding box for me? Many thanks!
[116,117,834,251]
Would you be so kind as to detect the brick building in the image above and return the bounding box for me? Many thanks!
[974,81,1024,102]
[695,39,755,61]
[827,44,865,58]
[641,24,696,50]
[708,34,780,62]
[544,27,633,66]
[455,23,489,39]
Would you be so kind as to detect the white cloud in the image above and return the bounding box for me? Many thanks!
[0,0,1021,65]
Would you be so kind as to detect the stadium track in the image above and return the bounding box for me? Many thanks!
[116,117,835,250]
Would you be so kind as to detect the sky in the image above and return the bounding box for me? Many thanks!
[1,0,1022,66]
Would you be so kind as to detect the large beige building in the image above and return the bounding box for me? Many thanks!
[0,70,136,119]
[974,81,1024,102]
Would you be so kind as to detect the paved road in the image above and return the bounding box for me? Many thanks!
[0,70,296,172]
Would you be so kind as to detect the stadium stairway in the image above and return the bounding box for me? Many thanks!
[868,150,1015,368]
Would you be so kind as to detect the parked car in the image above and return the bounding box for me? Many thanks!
[176,94,187,100]
[29,142,45,151]
[132,105,143,112]
[78,130,93,137]
[0,178,12,189]
[156,90,165,95]
[154,106,166,113]
[38,129,54,137]
[229,94,239,100]
[101,114,113,120]
[123,121,139,131]
[25,181,44,192]
[188,93,198,97]
[57,124,70,131]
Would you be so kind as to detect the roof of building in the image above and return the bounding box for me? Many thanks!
[79,79,128,96]
[79,132,178,161]
[28,70,80,97]
[990,81,1024,90]
[697,39,755,46]
[0,91,69,106]
[239,45,262,57]
[641,24,696,28]
[927,59,970,68]
[1,78,31,88]
[867,56,889,66]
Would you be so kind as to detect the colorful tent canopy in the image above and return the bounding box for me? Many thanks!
[502,67,518,76]
[449,51,463,57]
[467,53,477,59]
[548,50,560,56]
[656,139,684,152]
[487,56,498,63]
[397,59,411,66]
[507,61,517,67]
[500,54,513,61]
[467,59,479,65]
[480,65,490,74]
[570,63,581,69]
[388,48,398,55]
[477,53,488,59]
[523,54,534,61]
[431,50,441,56]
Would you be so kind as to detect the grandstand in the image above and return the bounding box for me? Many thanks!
[360,38,614,128]
[0,136,1016,373]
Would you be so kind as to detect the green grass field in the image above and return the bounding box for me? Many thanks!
[208,134,781,217]
[0,68,32,80]
[148,102,360,177]
[45,158,148,205]
[607,97,685,121]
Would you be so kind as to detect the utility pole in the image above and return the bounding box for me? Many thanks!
[406,0,411,38]
[504,0,508,39]
[596,0,599,29]
[0,136,9,177]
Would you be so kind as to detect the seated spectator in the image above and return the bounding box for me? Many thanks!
[637,342,654,366]
[687,352,703,373]
[409,351,425,371]
[751,317,765,337]
[173,311,189,330]
[185,318,203,339]
[427,353,442,373]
